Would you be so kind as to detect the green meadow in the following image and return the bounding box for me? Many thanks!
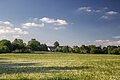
[0,53,120,80]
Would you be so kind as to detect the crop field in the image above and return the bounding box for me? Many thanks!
[0,53,120,80]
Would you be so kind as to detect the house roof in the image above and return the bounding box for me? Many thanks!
[48,46,64,50]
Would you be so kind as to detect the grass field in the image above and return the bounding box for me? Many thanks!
[0,53,120,80]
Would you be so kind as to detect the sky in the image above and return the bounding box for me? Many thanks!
[0,0,120,46]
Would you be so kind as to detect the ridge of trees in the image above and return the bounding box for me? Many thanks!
[0,39,48,53]
[54,42,120,55]
[0,39,120,55]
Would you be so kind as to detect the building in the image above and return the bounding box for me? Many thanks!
[48,46,55,51]
[48,46,64,52]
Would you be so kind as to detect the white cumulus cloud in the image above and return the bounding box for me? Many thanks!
[0,21,28,39]
[78,6,102,13]
[101,11,118,20]
[78,7,119,20]
[40,17,68,26]
[95,40,120,46]
[112,36,120,39]
[22,17,68,30]
[106,11,118,15]
[78,7,92,12]
[22,22,44,29]
[101,15,109,19]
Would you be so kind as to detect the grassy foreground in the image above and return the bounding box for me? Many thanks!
[0,53,120,80]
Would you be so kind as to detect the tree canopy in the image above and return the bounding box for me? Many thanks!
[0,39,120,55]
[54,41,59,48]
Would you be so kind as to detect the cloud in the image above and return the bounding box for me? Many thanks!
[101,11,118,20]
[12,35,20,38]
[23,17,68,30]
[112,36,120,39]
[0,21,13,26]
[34,18,38,21]
[106,11,118,15]
[95,40,110,43]
[54,26,66,30]
[103,7,108,10]
[95,40,120,46]
[0,21,28,38]
[78,7,92,12]
[40,17,68,26]
[22,22,44,29]
[78,7,119,20]
[101,15,109,19]
[39,17,68,30]
[78,6,102,13]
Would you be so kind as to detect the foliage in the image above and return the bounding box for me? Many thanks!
[0,39,48,53]
[27,39,48,51]
[0,46,10,53]
[0,39,120,54]
[54,41,59,48]
[55,47,62,52]
[12,39,29,53]
[0,39,12,53]
[72,46,80,53]
[39,44,48,51]
[27,39,41,51]
[62,46,69,53]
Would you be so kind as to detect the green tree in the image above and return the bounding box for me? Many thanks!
[90,48,101,54]
[112,48,119,54]
[89,45,102,54]
[55,47,62,52]
[27,39,41,51]
[103,47,108,54]
[62,46,69,53]
[54,41,59,48]
[12,39,28,53]
[68,47,73,53]
[40,44,48,51]
[80,45,89,53]
[117,47,120,54]
[107,46,117,54]
[0,39,12,52]
[73,46,80,53]
[0,46,10,53]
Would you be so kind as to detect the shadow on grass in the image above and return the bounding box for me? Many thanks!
[0,62,38,67]
[0,61,94,74]
[40,77,76,80]
[0,58,9,60]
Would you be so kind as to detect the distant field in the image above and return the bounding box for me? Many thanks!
[0,53,120,80]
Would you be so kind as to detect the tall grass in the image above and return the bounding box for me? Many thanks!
[0,53,120,80]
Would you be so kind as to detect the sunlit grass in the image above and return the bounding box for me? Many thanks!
[0,53,120,80]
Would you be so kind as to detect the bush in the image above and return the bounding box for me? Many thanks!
[0,46,10,53]
[90,49,102,54]
[62,46,69,53]
[12,49,31,53]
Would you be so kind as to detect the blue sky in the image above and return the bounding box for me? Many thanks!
[0,0,120,46]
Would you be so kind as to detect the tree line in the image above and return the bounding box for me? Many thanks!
[54,41,120,55]
[0,39,48,53]
[0,39,120,54]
